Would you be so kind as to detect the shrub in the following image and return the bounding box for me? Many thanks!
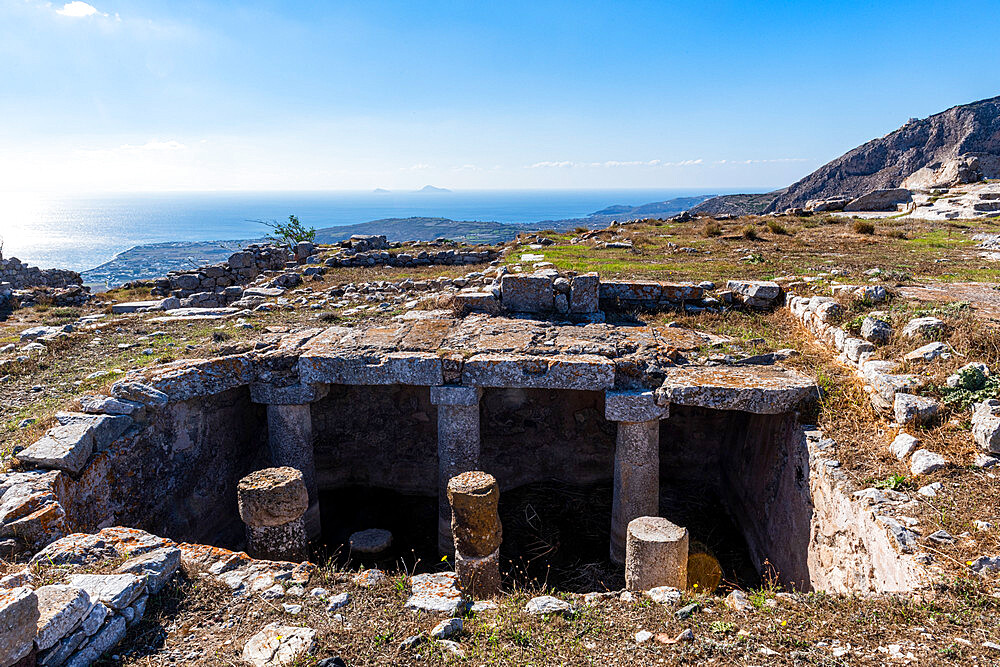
[258,214,316,249]
[703,222,722,237]
[942,367,1000,410]
[742,224,759,240]
[888,229,907,239]
[852,220,876,235]
[765,219,790,235]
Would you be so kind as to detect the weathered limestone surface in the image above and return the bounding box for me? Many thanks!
[624,516,689,592]
[605,390,667,422]
[405,572,469,616]
[803,430,929,593]
[500,274,555,312]
[657,366,817,414]
[242,623,317,667]
[34,584,92,651]
[462,354,615,390]
[0,587,39,667]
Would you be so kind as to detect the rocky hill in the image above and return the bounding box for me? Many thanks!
[767,95,1000,211]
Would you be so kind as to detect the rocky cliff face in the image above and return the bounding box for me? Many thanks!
[767,95,1000,211]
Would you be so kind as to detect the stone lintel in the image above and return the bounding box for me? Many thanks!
[462,354,615,391]
[656,365,818,414]
[250,382,328,405]
[140,355,254,402]
[430,385,482,406]
[297,351,444,386]
[605,390,668,422]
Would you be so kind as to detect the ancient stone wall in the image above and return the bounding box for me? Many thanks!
[311,384,439,494]
[149,243,291,307]
[63,388,268,548]
[480,388,615,488]
[0,253,82,290]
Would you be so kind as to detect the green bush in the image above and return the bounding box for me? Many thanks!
[942,366,999,410]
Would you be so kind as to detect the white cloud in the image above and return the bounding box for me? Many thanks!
[55,2,106,18]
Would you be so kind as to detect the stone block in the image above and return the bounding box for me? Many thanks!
[242,623,317,667]
[405,572,468,616]
[861,316,893,344]
[429,386,481,406]
[110,381,169,407]
[67,574,144,611]
[0,587,39,667]
[35,585,93,651]
[904,342,949,362]
[599,281,661,302]
[18,422,95,475]
[500,274,554,312]
[900,316,944,339]
[844,188,912,212]
[726,280,782,309]
[569,273,599,313]
[78,395,145,417]
[843,337,875,363]
[238,467,309,527]
[625,516,688,592]
[972,399,1000,453]
[893,393,939,426]
[605,390,668,422]
[298,351,444,387]
[453,291,500,314]
[64,614,126,667]
[116,547,181,594]
[462,353,615,390]
[910,449,946,476]
[249,382,328,405]
[657,365,817,414]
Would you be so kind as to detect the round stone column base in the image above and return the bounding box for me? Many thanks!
[625,516,688,592]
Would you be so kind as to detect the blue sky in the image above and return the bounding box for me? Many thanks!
[1,0,998,193]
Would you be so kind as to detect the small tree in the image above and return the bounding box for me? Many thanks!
[257,215,316,249]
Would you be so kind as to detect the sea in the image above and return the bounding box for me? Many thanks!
[0,189,722,273]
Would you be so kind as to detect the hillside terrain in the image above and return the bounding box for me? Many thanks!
[692,94,1000,215]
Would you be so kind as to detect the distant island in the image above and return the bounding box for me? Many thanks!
[418,185,451,193]
[373,188,391,193]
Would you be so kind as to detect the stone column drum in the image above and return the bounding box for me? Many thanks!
[238,467,310,562]
[430,386,483,555]
[606,390,668,564]
[250,383,327,540]
[625,516,689,591]
[447,471,502,597]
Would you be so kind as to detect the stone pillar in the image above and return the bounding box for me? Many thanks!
[430,386,483,555]
[447,471,502,597]
[251,383,327,540]
[606,390,668,564]
[625,516,688,591]
[238,467,310,562]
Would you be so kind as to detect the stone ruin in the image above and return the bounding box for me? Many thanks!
[323,234,499,269]
[0,277,945,665]
[148,243,292,308]
[0,252,88,310]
